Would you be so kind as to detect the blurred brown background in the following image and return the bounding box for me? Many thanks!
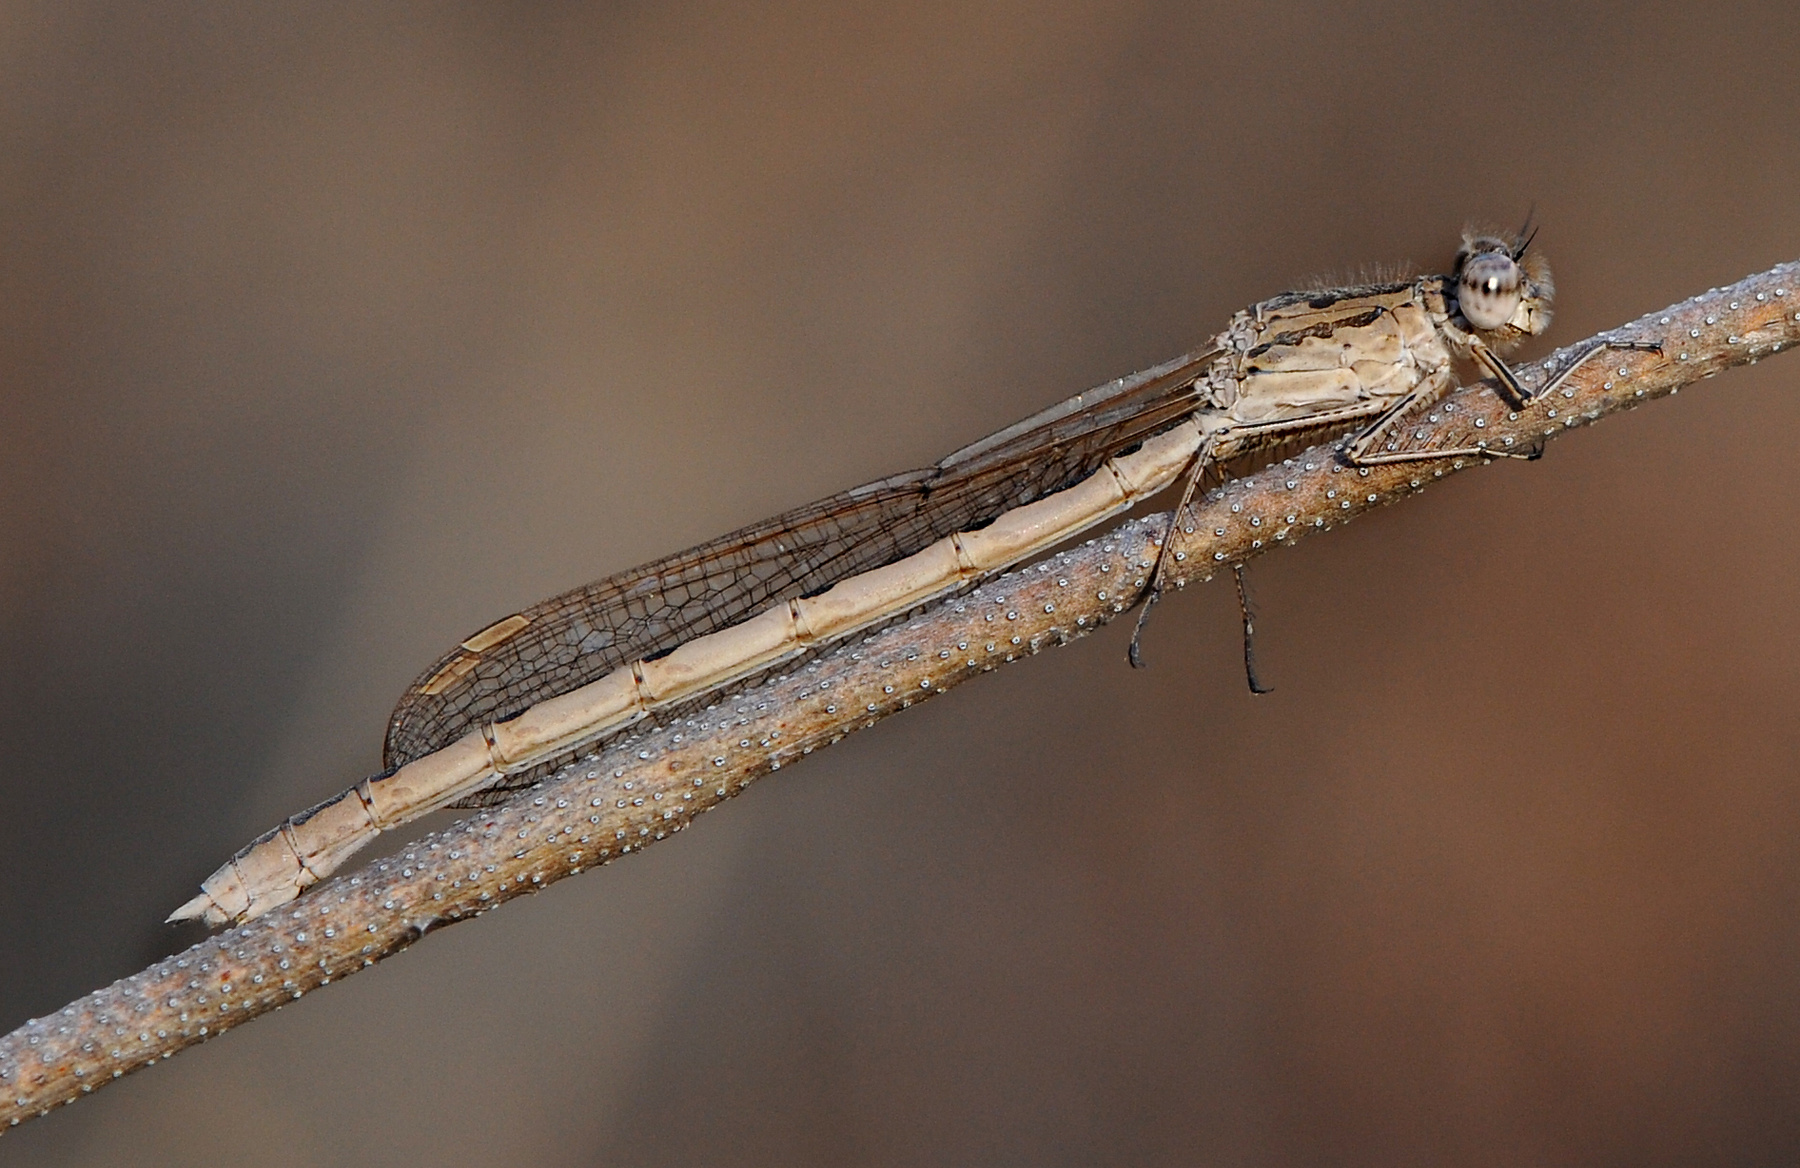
[4,2,1800,1164]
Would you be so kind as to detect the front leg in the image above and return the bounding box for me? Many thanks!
[1342,370,1522,466]
[1347,337,1664,467]
[1478,335,1665,405]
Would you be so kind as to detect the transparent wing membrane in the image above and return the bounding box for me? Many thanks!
[383,349,1216,793]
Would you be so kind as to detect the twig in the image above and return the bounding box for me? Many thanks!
[3,261,1796,1131]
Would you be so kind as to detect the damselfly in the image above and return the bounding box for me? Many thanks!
[171,228,1659,926]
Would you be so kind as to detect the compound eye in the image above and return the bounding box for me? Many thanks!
[1457,251,1522,331]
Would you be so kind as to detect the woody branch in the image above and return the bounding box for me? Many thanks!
[2,260,1795,1131]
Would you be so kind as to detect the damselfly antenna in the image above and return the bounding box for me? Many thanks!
[1513,205,1539,259]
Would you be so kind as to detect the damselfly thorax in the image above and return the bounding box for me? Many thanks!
[1195,232,1554,460]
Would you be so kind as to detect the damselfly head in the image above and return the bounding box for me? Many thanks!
[1453,231,1554,341]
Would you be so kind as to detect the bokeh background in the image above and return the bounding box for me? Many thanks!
[5,3,1800,1164]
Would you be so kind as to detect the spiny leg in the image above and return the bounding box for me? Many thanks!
[1344,381,1446,465]
[1494,336,1664,403]
[1341,373,1527,466]
[1128,432,1218,669]
[1233,563,1273,694]
[1346,337,1661,467]
[1128,400,1396,671]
